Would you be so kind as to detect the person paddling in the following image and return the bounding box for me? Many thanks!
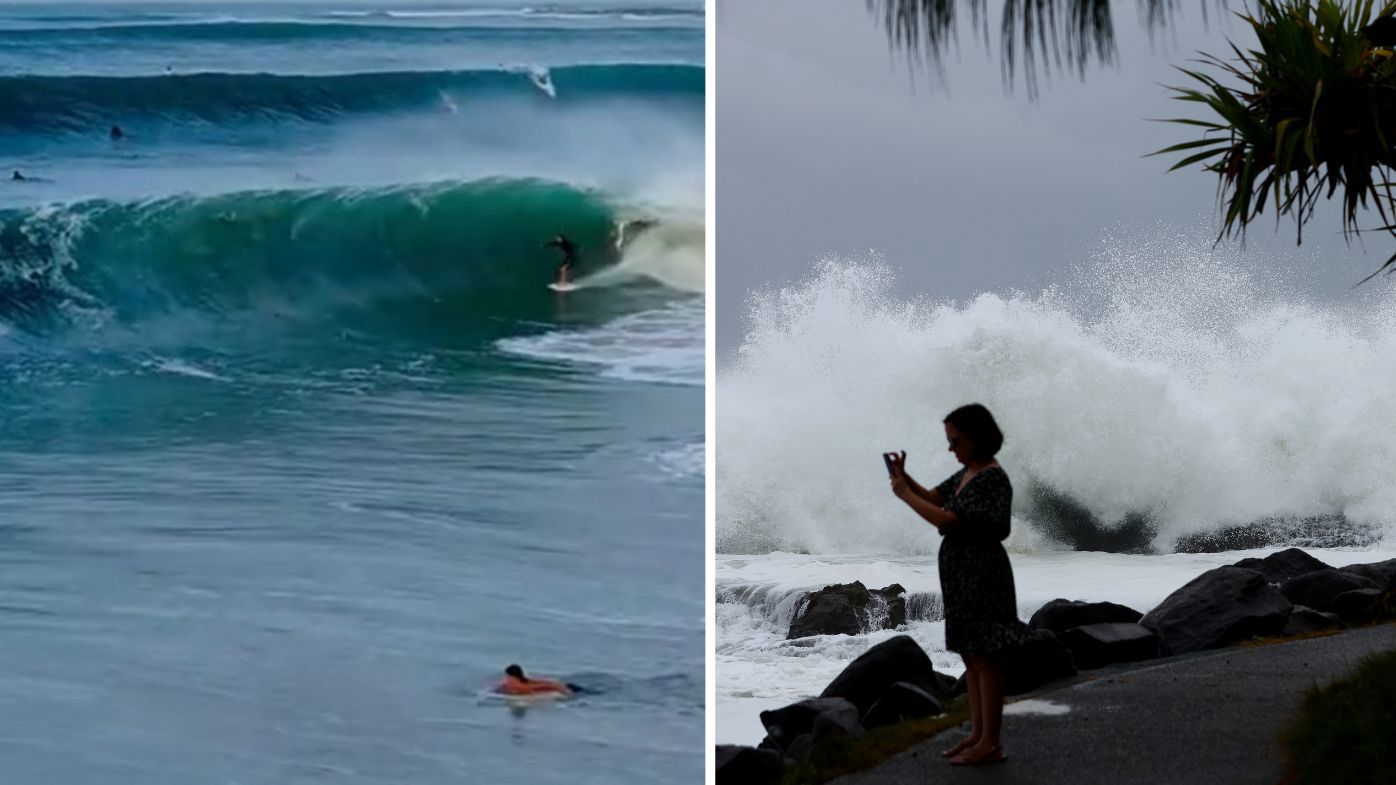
[496,664,579,697]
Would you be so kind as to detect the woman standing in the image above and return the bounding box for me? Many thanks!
[886,403,1028,766]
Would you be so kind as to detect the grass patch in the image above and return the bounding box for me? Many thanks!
[1239,629,1347,649]
[780,698,970,785]
[1281,647,1396,785]
[1242,619,1396,650]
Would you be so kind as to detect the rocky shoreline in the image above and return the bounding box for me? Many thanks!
[716,548,1396,785]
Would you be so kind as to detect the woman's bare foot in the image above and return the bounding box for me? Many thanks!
[940,736,978,758]
[948,744,1006,765]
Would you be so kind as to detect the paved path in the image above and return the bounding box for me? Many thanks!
[831,623,1396,785]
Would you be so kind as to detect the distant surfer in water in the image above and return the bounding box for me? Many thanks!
[544,233,578,286]
[110,125,125,141]
[11,170,26,181]
[497,664,581,696]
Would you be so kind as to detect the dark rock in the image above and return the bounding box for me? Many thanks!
[1056,623,1160,670]
[811,704,862,741]
[1173,514,1380,552]
[758,697,857,751]
[1028,598,1143,634]
[1140,566,1292,655]
[716,745,785,785]
[1331,588,1384,624]
[1000,629,1078,695]
[1281,569,1379,613]
[1339,559,1396,592]
[1232,548,1332,584]
[786,734,814,763]
[1283,605,1343,636]
[861,682,943,730]
[787,582,907,639]
[1027,484,1158,553]
[819,634,957,713]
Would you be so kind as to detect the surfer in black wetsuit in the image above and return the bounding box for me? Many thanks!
[11,170,26,181]
[544,233,579,286]
[110,125,125,141]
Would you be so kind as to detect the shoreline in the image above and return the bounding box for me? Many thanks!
[716,544,1396,745]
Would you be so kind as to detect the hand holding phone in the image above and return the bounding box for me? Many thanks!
[883,451,901,478]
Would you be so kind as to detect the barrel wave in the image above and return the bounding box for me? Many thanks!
[0,178,690,341]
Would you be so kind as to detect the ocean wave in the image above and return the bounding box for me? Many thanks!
[0,9,701,36]
[717,248,1396,555]
[0,64,703,133]
[0,177,701,341]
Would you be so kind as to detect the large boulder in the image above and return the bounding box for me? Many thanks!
[1140,566,1292,655]
[786,734,814,763]
[811,705,862,742]
[1056,623,1160,670]
[1000,629,1078,695]
[716,745,785,785]
[1232,548,1332,584]
[1283,605,1344,636]
[860,682,944,730]
[758,697,858,752]
[1281,569,1380,613]
[788,582,907,639]
[1028,598,1143,633]
[819,635,957,714]
[1339,558,1396,591]
[1330,588,1384,624]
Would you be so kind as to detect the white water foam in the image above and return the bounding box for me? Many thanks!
[652,440,704,480]
[145,357,227,381]
[497,298,702,386]
[717,245,1396,555]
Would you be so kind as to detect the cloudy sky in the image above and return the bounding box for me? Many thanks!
[716,0,1385,358]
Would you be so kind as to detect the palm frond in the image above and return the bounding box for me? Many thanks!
[866,0,1221,98]
[1156,0,1396,280]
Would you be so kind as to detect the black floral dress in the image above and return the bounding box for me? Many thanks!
[934,465,1031,655]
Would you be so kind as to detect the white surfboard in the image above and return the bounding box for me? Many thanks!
[548,282,578,292]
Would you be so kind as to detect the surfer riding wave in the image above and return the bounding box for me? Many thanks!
[544,233,579,287]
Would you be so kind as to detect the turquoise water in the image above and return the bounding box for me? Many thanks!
[0,2,705,782]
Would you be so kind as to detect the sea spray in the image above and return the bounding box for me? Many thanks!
[718,244,1396,555]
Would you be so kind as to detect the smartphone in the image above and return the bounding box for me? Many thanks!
[883,452,897,478]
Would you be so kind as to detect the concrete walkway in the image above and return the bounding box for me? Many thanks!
[831,623,1396,785]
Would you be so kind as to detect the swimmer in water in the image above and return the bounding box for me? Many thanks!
[496,664,579,697]
[543,234,579,286]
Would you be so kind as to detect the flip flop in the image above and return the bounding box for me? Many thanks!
[940,737,975,758]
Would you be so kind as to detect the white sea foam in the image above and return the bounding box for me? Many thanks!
[497,298,702,386]
[653,440,704,480]
[717,248,1396,555]
[145,357,226,381]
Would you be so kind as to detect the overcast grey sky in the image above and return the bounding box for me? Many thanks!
[716,0,1384,358]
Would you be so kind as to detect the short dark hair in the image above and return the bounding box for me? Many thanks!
[505,664,526,680]
[944,403,1003,460]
